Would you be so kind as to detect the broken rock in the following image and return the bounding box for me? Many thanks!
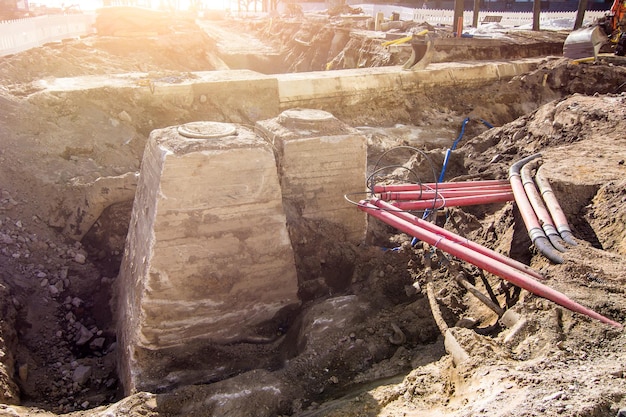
[72,365,92,385]
[75,325,94,346]
[89,337,106,351]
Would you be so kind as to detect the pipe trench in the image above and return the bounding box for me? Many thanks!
[355,153,621,328]
[358,198,621,328]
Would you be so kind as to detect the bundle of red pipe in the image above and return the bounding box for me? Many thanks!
[509,153,578,264]
[358,165,621,328]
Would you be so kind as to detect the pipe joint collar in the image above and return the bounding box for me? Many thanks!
[528,227,546,243]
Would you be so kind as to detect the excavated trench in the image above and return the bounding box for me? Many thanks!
[1,16,626,417]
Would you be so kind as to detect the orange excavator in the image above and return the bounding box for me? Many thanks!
[563,0,626,59]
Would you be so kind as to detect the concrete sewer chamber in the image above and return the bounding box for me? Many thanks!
[117,109,367,394]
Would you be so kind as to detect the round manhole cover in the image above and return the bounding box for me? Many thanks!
[278,109,335,127]
[177,121,237,139]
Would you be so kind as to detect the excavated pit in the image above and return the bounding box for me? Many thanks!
[0,12,625,417]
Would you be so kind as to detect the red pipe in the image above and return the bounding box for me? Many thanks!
[521,160,567,252]
[371,198,543,280]
[359,199,622,328]
[380,188,512,201]
[535,166,578,246]
[374,179,510,193]
[391,192,514,210]
[509,154,564,264]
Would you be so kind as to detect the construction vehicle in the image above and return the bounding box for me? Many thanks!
[379,29,433,71]
[563,0,626,59]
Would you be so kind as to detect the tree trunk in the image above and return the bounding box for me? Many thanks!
[532,0,541,31]
[574,0,588,30]
[473,0,480,27]
[453,0,464,35]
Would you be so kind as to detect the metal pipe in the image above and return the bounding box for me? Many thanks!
[359,199,622,328]
[370,198,544,280]
[373,179,510,193]
[535,165,578,245]
[391,192,514,210]
[520,160,568,252]
[509,154,564,264]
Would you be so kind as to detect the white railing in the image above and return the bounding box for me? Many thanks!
[295,2,607,28]
[0,14,95,57]
[409,8,607,26]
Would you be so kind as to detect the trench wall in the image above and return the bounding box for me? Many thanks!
[39,58,543,113]
[37,60,543,394]
[276,59,541,110]
[37,59,545,249]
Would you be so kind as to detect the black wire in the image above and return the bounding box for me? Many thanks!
[366,165,423,197]
[367,145,439,219]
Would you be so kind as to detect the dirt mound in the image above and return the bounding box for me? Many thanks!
[0,24,218,89]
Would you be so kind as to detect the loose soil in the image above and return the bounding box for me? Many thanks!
[0,9,625,417]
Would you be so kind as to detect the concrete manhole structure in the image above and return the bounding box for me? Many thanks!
[176,121,239,139]
[117,109,368,393]
[117,120,300,393]
[258,108,367,244]
[276,108,337,128]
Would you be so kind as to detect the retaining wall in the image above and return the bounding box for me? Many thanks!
[38,58,543,115]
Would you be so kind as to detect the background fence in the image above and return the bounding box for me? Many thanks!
[351,4,606,26]
[410,8,606,26]
[0,14,95,57]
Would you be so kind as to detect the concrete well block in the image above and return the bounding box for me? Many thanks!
[117,121,299,393]
[256,109,367,243]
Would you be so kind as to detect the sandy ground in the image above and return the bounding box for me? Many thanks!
[0,9,625,417]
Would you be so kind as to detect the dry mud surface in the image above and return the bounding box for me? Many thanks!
[0,11,625,417]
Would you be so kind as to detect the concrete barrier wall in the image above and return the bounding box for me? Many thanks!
[39,58,548,129]
[39,59,544,124]
[276,58,542,110]
[0,14,95,57]
[43,59,538,115]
